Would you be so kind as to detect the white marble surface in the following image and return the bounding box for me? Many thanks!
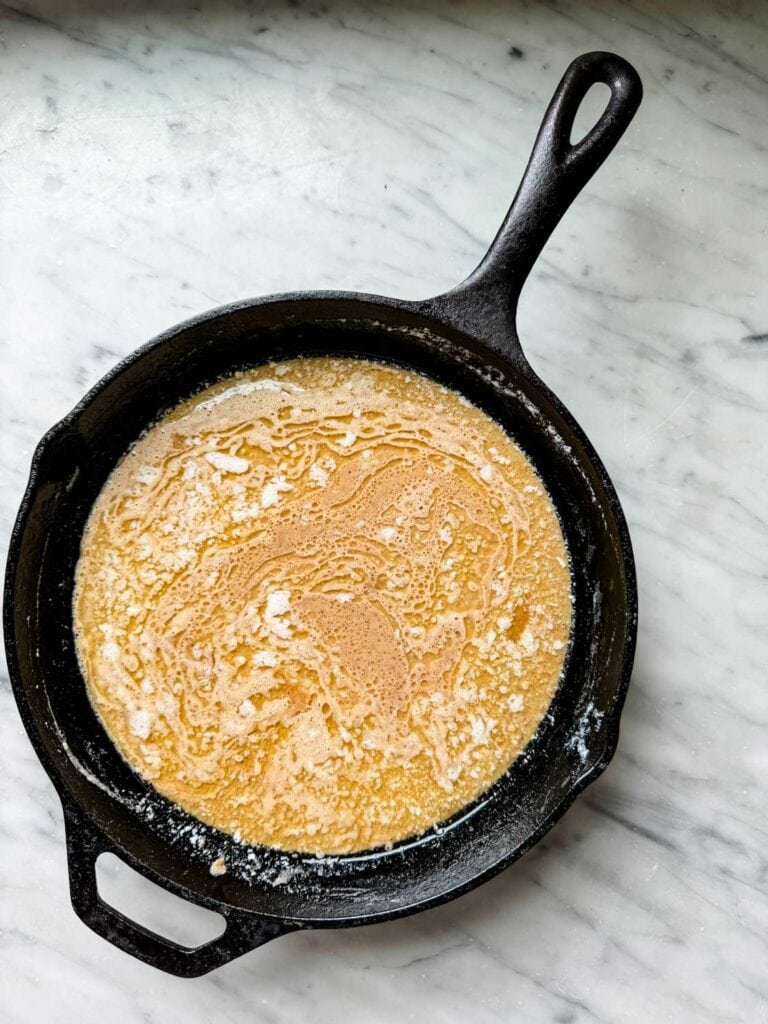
[1,1,767,1020]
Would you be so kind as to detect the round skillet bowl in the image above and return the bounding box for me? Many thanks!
[4,52,641,976]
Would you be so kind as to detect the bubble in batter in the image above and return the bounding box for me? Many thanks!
[74,357,572,854]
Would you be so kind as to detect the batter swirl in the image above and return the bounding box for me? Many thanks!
[74,358,571,854]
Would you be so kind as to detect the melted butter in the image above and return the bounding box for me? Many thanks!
[74,357,572,854]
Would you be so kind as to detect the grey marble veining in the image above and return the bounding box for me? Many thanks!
[1,2,766,1021]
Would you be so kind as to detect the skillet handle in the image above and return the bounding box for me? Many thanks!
[63,805,291,977]
[432,52,642,349]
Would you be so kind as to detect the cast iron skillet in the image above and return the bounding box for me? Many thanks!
[4,51,641,977]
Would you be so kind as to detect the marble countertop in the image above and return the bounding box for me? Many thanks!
[1,1,766,1021]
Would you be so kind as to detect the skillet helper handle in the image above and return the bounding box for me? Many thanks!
[63,807,289,977]
[439,52,642,339]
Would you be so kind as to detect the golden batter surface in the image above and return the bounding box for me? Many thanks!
[74,358,571,855]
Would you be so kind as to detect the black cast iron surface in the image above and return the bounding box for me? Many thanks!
[4,52,641,976]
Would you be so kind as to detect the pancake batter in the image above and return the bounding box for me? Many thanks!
[74,357,572,854]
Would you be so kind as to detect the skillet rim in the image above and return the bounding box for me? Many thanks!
[4,287,638,929]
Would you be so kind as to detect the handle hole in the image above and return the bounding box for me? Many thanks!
[570,82,611,146]
[96,853,225,948]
